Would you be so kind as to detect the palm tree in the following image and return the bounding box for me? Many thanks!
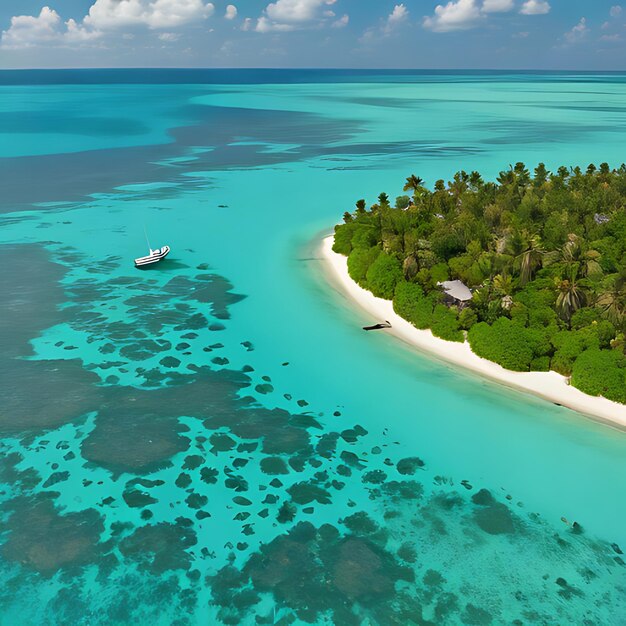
[403,175,424,193]
[510,232,544,286]
[596,274,626,329]
[513,162,531,189]
[493,273,513,296]
[534,163,549,187]
[449,171,469,199]
[497,168,515,188]
[493,273,514,310]
[469,171,484,191]
[560,234,603,278]
[555,268,588,324]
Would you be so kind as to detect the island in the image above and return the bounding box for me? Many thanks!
[325,163,626,425]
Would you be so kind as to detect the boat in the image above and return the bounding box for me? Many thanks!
[135,245,170,267]
[363,320,392,331]
[135,226,170,267]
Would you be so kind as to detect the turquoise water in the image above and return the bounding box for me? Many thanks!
[1,70,625,625]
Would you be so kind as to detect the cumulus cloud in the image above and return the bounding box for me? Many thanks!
[253,0,340,32]
[519,0,550,16]
[383,4,409,34]
[225,4,238,19]
[610,5,622,17]
[423,0,482,32]
[563,17,588,43]
[264,0,336,23]
[84,0,215,30]
[2,0,216,50]
[482,0,514,13]
[1,6,100,49]
[255,16,294,32]
[387,4,409,27]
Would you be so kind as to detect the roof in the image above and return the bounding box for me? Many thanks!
[438,280,473,302]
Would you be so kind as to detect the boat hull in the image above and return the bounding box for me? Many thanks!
[135,246,170,267]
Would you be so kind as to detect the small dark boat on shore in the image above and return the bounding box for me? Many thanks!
[363,321,392,331]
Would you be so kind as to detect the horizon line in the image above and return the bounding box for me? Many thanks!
[1,67,626,73]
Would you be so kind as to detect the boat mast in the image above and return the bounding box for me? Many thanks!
[143,225,152,253]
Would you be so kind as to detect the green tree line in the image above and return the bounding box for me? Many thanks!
[334,163,626,404]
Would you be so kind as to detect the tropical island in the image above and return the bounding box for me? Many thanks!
[328,163,626,418]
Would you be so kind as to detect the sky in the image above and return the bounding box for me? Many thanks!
[0,0,624,70]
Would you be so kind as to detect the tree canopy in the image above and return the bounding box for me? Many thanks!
[334,163,626,404]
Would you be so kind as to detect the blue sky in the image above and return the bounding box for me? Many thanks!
[0,0,624,69]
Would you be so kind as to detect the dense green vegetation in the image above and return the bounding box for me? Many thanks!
[334,164,626,404]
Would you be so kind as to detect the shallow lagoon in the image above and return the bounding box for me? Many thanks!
[0,71,625,624]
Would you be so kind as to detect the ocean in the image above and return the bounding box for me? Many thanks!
[0,69,625,625]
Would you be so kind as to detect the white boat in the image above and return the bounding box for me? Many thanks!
[135,245,170,268]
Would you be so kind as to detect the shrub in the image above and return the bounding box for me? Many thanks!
[448,255,473,282]
[366,252,403,300]
[333,223,357,255]
[570,307,601,330]
[393,281,424,319]
[468,318,538,371]
[571,348,626,404]
[531,356,551,371]
[395,195,411,209]
[430,262,450,284]
[347,246,380,287]
[431,304,464,342]
[513,287,558,328]
[459,307,478,330]
[352,226,378,250]
[393,281,436,329]
[550,324,614,375]
[595,320,617,348]
[550,331,589,376]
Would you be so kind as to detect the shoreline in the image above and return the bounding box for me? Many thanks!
[320,235,626,430]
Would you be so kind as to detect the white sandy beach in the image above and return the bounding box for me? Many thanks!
[321,235,626,429]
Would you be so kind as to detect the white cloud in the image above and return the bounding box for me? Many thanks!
[482,0,514,13]
[1,6,100,49]
[265,0,336,24]
[520,0,550,16]
[423,0,482,32]
[225,4,238,19]
[331,14,349,28]
[387,4,409,28]
[84,0,215,30]
[158,31,180,40]
[2,6,62,48]
[381,4,408,35]
[255,16,294,32]
[2,0,215,50]
[610,5,622,17]
[563,17,588,43]
[601,33,621,41]
[253,0,339,32]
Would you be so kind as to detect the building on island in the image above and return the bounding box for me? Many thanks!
[438,280,473,308]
